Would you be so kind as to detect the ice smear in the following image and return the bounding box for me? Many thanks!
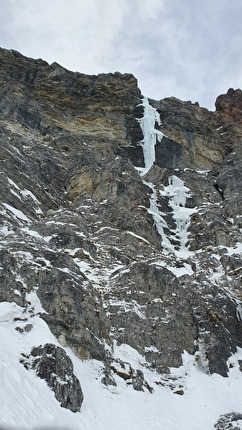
[145,180,173,253]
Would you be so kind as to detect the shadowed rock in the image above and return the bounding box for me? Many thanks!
[21,343,83,412]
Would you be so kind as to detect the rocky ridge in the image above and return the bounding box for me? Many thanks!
[1,48,242,418]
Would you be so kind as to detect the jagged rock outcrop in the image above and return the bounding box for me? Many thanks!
[214,412,242,429]
[215,88,242,124]
[21,343,83,412]
[1,46,242,402]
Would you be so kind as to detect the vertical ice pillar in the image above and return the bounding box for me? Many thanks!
[137,97,164,175]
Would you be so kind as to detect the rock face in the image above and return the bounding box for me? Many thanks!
[1,47,242,403]
[21,343,83,412]
[214,412,242,430]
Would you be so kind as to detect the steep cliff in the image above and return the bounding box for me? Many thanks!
[1,48,242,425]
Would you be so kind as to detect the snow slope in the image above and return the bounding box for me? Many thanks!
[1,298,242,430]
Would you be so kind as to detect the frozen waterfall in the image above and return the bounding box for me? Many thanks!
[136,97,196,257]
[137,97,164,176]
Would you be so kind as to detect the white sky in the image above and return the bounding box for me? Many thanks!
[1,0,242,110]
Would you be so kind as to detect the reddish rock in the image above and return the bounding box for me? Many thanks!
[215,88,242,124]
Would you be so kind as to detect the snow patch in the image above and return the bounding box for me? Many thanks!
[25,291,47,314]
[0,225,15,237]
[107,299,146,319]
[225,242,242,256]
[7,178,21,190]
[153,260,194,277]
[126,230,150,244]
[21,226,44,240]
[2,203,31,223]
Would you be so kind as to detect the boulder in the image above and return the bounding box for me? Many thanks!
[21,343,83,412]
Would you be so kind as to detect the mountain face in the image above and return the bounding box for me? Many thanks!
[1,47,242,427]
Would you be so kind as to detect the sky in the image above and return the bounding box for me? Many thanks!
[1,0,242,110]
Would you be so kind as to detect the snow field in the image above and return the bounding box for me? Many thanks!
[1,299,242,430]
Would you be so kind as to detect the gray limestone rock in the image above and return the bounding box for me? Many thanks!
[214,412,242,430]
[21,343,83,412]
[1,47,242,389]
[105,260,242,375]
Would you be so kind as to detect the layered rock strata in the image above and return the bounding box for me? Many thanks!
[1,48,242,404]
